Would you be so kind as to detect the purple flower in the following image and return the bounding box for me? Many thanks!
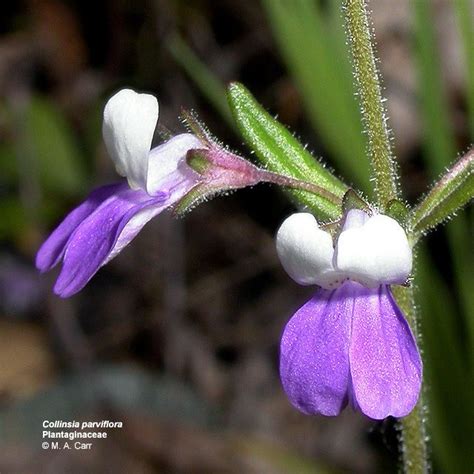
[276,209,422,419]
[36,89,203,297]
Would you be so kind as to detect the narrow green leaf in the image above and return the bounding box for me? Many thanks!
[0,196,62,241]
[0,143,18,184]
[227,82,348,220]
[0,198,28,240]
[453,0,474,139]
[261,0,369,190]
[412,0,474,343]
[167,35,233,127]
[27,96,87,195]
[411,150,473,237]
[417,248,474,474]
[412,0,457,170]
[412,6,474,472]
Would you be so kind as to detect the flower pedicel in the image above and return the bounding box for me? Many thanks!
[36,89,274,297]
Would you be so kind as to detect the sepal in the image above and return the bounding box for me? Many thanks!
[227,82,348,220]
[177,146,263,215]
[173,183,217,215]
[342,189,371,216]
[385,199,410,230]
[186,149,212,175]
[410,149,473,239]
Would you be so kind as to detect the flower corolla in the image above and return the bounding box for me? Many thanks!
[276,209,422,419]
[36,89,203,297]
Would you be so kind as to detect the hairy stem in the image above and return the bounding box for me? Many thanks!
[343,0,428,471]
[392,285,429,474]
[259,170,343,207]
[343,0,398,206]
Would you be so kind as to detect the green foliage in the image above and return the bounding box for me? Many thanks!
[453,0,474,138]
[0,95,89,242]
[261,0,370,191]
[168,35,233,127]
[168,3,472,471]
[227,82,348,220]
[412,0,456,169]
[26,96,87,195]
[411,151,473,238]
[411,1,473,472]
[0,198,28,240]
[417,249,474,473]
[0,143,18,184]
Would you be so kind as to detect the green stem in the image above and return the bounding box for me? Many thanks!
[392,285,429,474]
[343,1,428,471]
[343,0,398,206]
[259,170,343,206]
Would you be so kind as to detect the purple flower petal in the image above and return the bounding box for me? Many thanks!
[341,208,369,231]
[349,284,422,419]
[147,133,202,195]
[104,173,198,265]
[280,284,355,416]
[53,186,171,297]
[36,167,199,298]
[35,182,128,272]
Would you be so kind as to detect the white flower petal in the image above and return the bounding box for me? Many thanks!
[103,89,158,191]
[341,208,369,230]
[335,213,412,287]
[276,213,342,288]
[146,133,202,194]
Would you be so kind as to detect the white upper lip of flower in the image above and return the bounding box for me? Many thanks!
[102,88,201,195]
[276,209,412,289]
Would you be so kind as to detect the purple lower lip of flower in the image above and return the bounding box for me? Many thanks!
[279,281,422,419]
[36,182,128,273]
[36,174,196,298]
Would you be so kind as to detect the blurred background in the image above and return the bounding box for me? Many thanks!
[0,0,472,472]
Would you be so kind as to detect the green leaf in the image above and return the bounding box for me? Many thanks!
[26,96,87,195]
[411,150,473,237]
[261,0,369,191]
[412,0,457,171]
[0,143,18,184]
[417,248,474,474]
[167,35,233,127]
[453,0,474,139]
[412,0,474,363]
[227,82,348,220]
[0,196,62,242]
[0,198,28,240]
